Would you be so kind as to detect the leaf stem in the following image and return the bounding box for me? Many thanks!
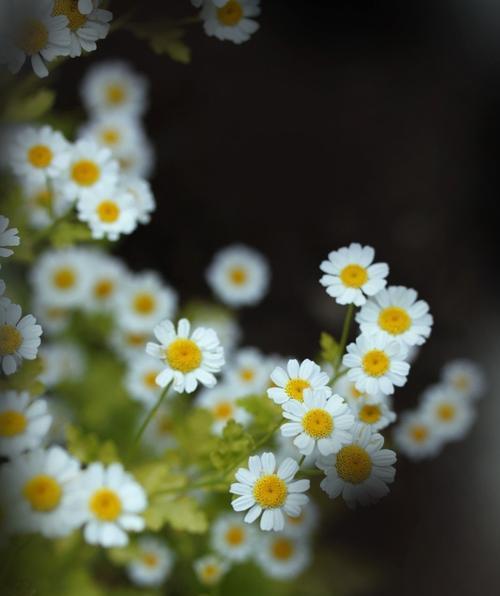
[130,383,171,455]
[334,303,355,372]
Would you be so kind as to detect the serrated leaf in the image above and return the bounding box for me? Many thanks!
[210,420,254,472]
[237,393,281,432]
[132,461,187,495]
[0,358,45,396]
[145,494,207,533]
[66,425,119,464]
[3,89,55,121]
[50,221,92,248]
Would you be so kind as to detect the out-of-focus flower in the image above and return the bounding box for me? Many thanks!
[193,554,230,586]
[210,512,257,561]
[126,536,174,587]
[225,347,271,395]
[196,384,251,435]
[38,341,85,387]
[21,181,71,230]
[393,410,443,460]
[421,385,475,442]
[441,359,485,400]
[85,253,126,312]
[255,532,311,580]
[123,177,156,224]
[0,216,20,258]
[282,500,318,538]
[199,0,261,45]
[0,302,42,375]
[125,354,166,407]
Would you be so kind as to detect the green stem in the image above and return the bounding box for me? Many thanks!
[334,303,355,372]
[131,383,171,453]
[298,454,306,467]
[300,468,323,477]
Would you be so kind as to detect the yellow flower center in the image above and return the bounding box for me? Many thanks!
[437,403,456,422]
[271,537,295,561]
[71,159,100,186]
[125,332,147,347]
[94,279,114,299]
[213,401,234,421]
[0,410,27,436]
[358,404,382,425]
[201,563,219,582]
[410,424,428,443]
[339,264,368,288]
[239,368,255,382]
[141,552,159,568]
[284,378,310,401]
[27,144,53,168]
[89,488,122,521]
[253,474,287,508]
[335,445,372,484]
[378,306,411,335]
[100,128,121,146]
[225,525,245,546]
[362,349,390,377]
[165,338,202,373]
[143,370,159,389]
[34,188,53,209]
[453,375,470,391]
[23,475,62,512]
[53,267,76,290]
[52,0,87,31]
[217,0,243,26]
[96,200,120,223]
[302,408,333,439]
[18,19,49,55]
[228,266,247,285]
[350,385,363,399]
[0,325,22,356]
[106,83,127,106]
[133,293,156,315]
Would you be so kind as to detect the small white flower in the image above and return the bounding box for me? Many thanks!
[0,302,42,375]
[116,271,177,333]
[268,358,330,405]
[275,431,317,468]
[281,500,318,538]
[333,374,381,407]
[78,462,147,547]
[317,425,396,508]
[0,0,71,78]
[356,286,433,347]
[79,113,144,158]
[0,216,20,258]
[441,359,485,401]
[38,341,85,388]
[8,125,70,185]
[189,307,241,356]
[420,385,475,442]
[196,384,251,435]
[147,318,225,394]
[123,177,156,224]
[114,131,155,180]
[206,244,270,307]
[81,60,148,117]
[125,354,165,407]
[225,347,272,396]
[32,298,71,336]
[393,410,443,460]
[52,0,112,58]
[281,389,354,456]
[85,253,126,312]
[21,180,71,230]
[0,446,84,537]
[77,184,139,241]
[200,0,261,45]
[193,554,230,586]
[342,335,410,396]
[211,512,257,561]
[319,243,388,306]
[0,391,51,457]
[230,452,310,532]
[126,537,174,587]
[351,395,396,432]
[255,532,311,580]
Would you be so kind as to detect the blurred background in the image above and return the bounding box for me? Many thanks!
[51,0,499,593]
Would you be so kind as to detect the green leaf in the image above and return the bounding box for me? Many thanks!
[128,22,191,63]
[210,420,254,472]
[320,332,339,364]
[50,221,93,248]
[132,461,187,495]
[107,543,140,566]
[66,425,119,464]
[0,358,45,396]
[145,495,208,533]
[3,89,55,122]
[237,394,281,433]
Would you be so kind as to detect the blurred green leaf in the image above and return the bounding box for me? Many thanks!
[320,332,339,364]
[210,420,254,472]
[66,425,119,464]
[3,88,55,122]
[128,21,191,63]
[0,358,45,396]
[50,221,92,248]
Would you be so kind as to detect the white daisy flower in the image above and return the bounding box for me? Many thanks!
[0,0,71,78]
[81,60,148,117]
[190,308,241,356]
[206,244,270,307]
[38,341,85,388]
[196,384,251,435]
[31,248,93,309]
[79,113,144,158]
[351,395,396,432]
[52,0,112,58]
[8,125,70,185]
[0,279,9,308]
[200,0,261,45]
[441,359,485,401]
[317,425,396,508]
[282,500,318,538]
[0,216,20,258]
[211,512,257,562]
[281,389,354,456]
[393,410,443,460]
[76,184,138,241]
[123,177,156,224]
[78,0,93,14]
[125,354,166,407]
[141,404,177,454]
[229,452,310,532]
[78,462,147,547]
[332,374,382,407]
[0,391,51,458]
[116,271,177,333]
[126,536,174,587]
[110,327,150,362]
[115,131,155,180]
[226,347,271,396]
[420,385,475,442]
[268,358,330,405]
[356,286,433,347]
[319,243,389,306]
[342,335,410,396]
[194,554,230,586]
[0,302,42,375]
[275,431,317,468]
[21,180,71,230]
[32,298,71,336]
[146,318,225,394]
[255,532,311,580]
[85,253,126,312]
[57,138,119,203]
[0,446,84,537]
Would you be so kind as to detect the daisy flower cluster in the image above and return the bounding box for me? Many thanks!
[3,60,154,240]
[192,0,261,45]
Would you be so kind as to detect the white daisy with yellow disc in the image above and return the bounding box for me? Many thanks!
[317,425,396,508]
[441,359,485,401]
[21,180,71,230]
[342,335,410,396]
[125,353,167,407]
[0,391,52,458]
[110,327,150,362]
[319,243,389,306]
[199,0,261,45]
[282,499,318,538]
[210,512,257,562]
[79,113,144,159]
[225,347,272,396]
[38,341,85,388]
[333,374,383,407]
[255,532,311,580]
[268,358,330,406]
[0,216,20,258]
[0,302,42,375]
[230,452,309,532]
[146,318,225,394]
[281,388,355,456]
[122,177,156,224]
[356,285,433,347]
[126,536,174,587]
[196,384,251,435]
[78,462,147,547]
[393,410,443,460]
[193,554,230,586]
[351,395,396,432]
[421,385,474,442]
[85,252,126,312]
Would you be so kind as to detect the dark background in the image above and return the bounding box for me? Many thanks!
[57,1,500,593]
